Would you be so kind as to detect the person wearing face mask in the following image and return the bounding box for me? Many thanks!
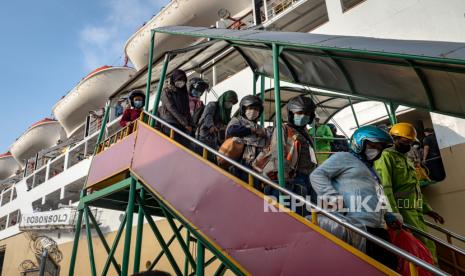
[188,78,209,124]
[159,69,194,146]
[226,95,268,182]
[196,90,238,151]
[374,122,444,263]
[309,117,334,164]
[311,126,397,269]
[261,96,318,204]
[119,90,145,127]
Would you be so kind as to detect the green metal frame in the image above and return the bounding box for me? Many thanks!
[272,43,286,192]
[68,176,245,276]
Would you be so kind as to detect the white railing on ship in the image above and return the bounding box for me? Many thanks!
[142,111,447,276]
[264,0,307,23]
[22,116,122,191]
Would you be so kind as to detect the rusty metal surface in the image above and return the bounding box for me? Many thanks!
[131,123,385,275]
[86,133,136,188]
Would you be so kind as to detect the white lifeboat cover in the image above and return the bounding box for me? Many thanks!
[124,0,251,70]
[0,152,20,180]
[53,66,136,137]
[10,119,64,168]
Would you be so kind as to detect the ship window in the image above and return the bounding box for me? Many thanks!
[340,0,366,12]
[0,190,11,206]
[0,246,5,275]
[0,216,6,231]
[7,210,20,228]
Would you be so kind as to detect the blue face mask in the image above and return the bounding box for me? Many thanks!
[133,100,144,109]
[293,114,310,126]
[191,89,203,98]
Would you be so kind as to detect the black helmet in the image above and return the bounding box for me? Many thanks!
[188,78,209,96]
[128,90,145,107]
[240,95,263,116]
[286,96,316,124]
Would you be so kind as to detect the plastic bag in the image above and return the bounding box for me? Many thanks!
[318,215,366,252]
[388,229,434,276]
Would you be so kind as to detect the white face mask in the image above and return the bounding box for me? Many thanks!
[245,109,259,121]
[413,144,420,149]
[174,80,186,88]
[365,148,380,161]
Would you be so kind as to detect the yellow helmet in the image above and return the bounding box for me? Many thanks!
[389,122,417,141]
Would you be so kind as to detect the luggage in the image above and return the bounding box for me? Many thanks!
[388,228,434,276]
[217,137,244,169]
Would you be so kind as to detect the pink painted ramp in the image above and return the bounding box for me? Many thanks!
[129,123,391,276]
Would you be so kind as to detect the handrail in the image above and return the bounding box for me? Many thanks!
[141,111,447,276]
[24,116,123,186]
[424,221,465,244]
[404,223,465,256]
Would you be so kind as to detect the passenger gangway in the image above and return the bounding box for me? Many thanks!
[68,26,465,276]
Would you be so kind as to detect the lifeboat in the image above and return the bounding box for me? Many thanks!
[124,0,251,70]
[52,66,136,137]
[10,119,64,168]
[0,152,19,180]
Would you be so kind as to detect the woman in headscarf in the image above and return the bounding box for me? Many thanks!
[196,90,238,149]
[226,95,268,183]
[159,69,194,147]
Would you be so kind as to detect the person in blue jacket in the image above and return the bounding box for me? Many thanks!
[310,125,397,269]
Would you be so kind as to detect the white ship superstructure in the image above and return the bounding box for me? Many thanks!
[1,0,465,275]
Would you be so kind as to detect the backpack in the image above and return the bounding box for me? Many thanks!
[252,125,300,180]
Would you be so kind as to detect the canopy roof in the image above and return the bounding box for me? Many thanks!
[115,26,465,119]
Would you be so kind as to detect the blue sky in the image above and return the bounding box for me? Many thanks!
[0,0,168,151]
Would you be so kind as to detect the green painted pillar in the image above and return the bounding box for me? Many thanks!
[95,101,111,148]
[84,206,97,276]
[133,188,145,274]
[121,178,137,276]
[184,230,191,275]
[252,73,258,96]
[150,54,171,127]
[196,240,205,276]
[68,209,83,276]
[348,98,360,128]
[145,31,156,111]
[260,75,265,126]
[272,43,286,191]
[390,102,398,124]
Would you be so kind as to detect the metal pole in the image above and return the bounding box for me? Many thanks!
[184,230,191,275]
[38,249,48,276]
[84,206,97,276]
[68,192,84,276]
[272,43,286,191]
[87,207,121,275]
[145,31,156,111]
[252,73,258,96]
[121,177,137,276]
[102,213,127,276]
[133,188,145,274]
[390,102,398,124]
[260,75,265,126]
[84,115,91,138]
[348,98,360,128]
[196,240,205,276]
[150,54,171,126]
[384,102,395,125]
[95,101,111,147]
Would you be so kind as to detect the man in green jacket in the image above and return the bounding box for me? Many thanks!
[309,117,333,164]
[375,122,444,263]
